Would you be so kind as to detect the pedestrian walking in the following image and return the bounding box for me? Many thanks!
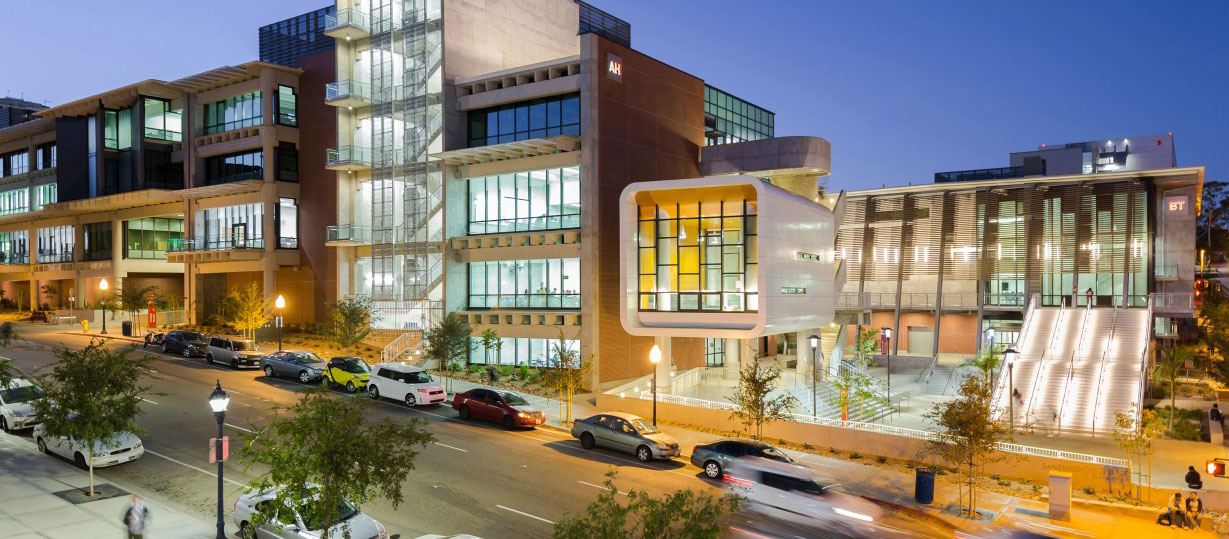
[121,494,150,539]
[485,363,496,383]
[1085,287,1094,306]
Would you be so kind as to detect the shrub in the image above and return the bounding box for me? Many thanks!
[518,365,531,380]
[1171,420,1202,441]
[876,456,888,464]
[801,443,814,451]
[828,447,838,454]
[1082,487,1096,495]
[990,474,1001,481]
[497,364,514,377]
[466,364,484,375]
[849,452,862,460]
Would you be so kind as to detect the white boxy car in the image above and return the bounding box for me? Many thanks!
[33,424,144,468]
[232,486,389,539]
[0,378,43,432]
[723,458,882,536]
[366,363,446,407]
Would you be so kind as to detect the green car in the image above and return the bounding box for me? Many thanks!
[322,357,371,393]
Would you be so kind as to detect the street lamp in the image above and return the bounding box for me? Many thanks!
[98,278,109,335]
[274,294,286,351]
[208,381,230,539]
[649,345,661,426]
[985,327,996,351]
[882,327,893,396]
[808,334,820,416]
[1005,347,1017,442]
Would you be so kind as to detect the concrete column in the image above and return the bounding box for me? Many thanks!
[111,218,123,269]
[724,337,741,380]
[794,330,808,375]
[28,279,38,310]
[653,335,671,395]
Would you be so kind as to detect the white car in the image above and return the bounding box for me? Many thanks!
[232,486,388,539]
[723,458,882,536]
[366,363,446,406]
[0,378,43,432]
[33,424,144,468]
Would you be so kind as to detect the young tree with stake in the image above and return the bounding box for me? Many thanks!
[422,312,473,393]
[924,375,1010,517]
[727,355,797,440]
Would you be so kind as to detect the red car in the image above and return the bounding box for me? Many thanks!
[452,388,546,428]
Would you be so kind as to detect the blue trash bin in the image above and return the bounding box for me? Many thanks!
[121,320,133,337]
[915,467,935,504]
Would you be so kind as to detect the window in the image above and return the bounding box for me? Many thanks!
[468,258,581,309]
[781,287,806,294]
[142,97,182,141]
[276,143,298,182]
[1,150,29,177]
[0,187,29,215]
[144,150,183,190]
[36,225,73,263]
[467,93,580,147]
[277,198,298,248]
[704,85,774,146]
[196,203,264,249]
[276,85,297,126]
[124,217,184,259]
[638,198,758,312]
[467,337,579,365]
[35,143,55,169]
[205,150,263,185]
[467,166,580,234]
[0,231,29,264]
[103,108,133,150]
[32,184,56,210]
[204,91,262,134]
[83,222,112,261]
[705,338,725,366]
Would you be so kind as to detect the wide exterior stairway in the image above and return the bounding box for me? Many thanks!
[995,296,1152,435]
[925,363,980,396]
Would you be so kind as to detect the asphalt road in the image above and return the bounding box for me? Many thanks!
[2,327,948,538]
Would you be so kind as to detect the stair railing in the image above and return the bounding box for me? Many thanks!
[1135,296,1155,423]
[1089,304,1120,436]
[1025,296,1067,423]
[1057,301,1093,430]
[993,293,1038,414]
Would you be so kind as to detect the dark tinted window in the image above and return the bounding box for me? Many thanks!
[376,368,393,378]
[593,415,614,428]
[716,442,746,456]
[761,472,825,495]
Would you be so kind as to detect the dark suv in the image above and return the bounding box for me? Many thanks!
[161,330,209,358]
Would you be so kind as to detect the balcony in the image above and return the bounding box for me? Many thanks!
[326,224,372,246]
[1155,264,1179,282]
[325,80,371,109]
[324,8,369,40]
[144,127,182,142]
[169,237,266,254]
[326,146,372,172]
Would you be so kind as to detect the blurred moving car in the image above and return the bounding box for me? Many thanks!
[232,485,389,539]
[323,357,371,393]
[161,330,210,357]
[691,438,795,480]
[0,378,43,432]
[724,458,882,536]
[452,388,545,428]
[571,412,680,462]
[261,351,328,383]
[33,424,144,468]
[367,363,446,406]
[207,337,264,369]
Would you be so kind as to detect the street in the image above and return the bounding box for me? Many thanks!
[3,327,945,538]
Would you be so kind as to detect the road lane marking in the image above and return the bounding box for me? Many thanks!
[145,449,245,487]
[496,504,555,524]
[577,480,627,495]
[140,398,159,405]
[434,442,468,452]
[225,423,254,433]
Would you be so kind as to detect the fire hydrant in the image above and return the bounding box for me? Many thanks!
[81,319,89,332]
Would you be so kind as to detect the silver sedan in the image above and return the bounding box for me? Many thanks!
[571,411,680,462]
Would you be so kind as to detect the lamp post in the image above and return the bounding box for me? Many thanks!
[649,345,661,426]
[98,278,109,335]
[1005,347,1017,442]
[208,381,230,539]
[808,334,820,416]
[274,294,286,351]
[985,327,996,351]
[882,327,892,396]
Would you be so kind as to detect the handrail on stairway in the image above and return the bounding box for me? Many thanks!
[1090,303,1120,436]
[1025,296,1067,423]
[1056,301,1093,431]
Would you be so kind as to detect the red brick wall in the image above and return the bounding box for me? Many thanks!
[293,50,338,323]
[843,311,979,356]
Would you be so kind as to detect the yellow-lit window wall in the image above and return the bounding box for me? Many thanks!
[637,198,757,312]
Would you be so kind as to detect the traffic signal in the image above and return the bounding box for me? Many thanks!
[1207,459,1225,477]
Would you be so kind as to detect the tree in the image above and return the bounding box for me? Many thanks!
[1198,180,1229,251]
[540,331,591,424]
[0,322,20,389]
[1113,403,1164,500]
[422,312,473,393]
[1153,348,1195,433]
[480,328,502,366]
[29,341,157,496]
[238,389,434,539]
[39,283,59,309]
[327,295,377,352]
[116,281,158,328]
[831,328,887,422]
[227,282,273,341]
[963,344,1004,384]
[552,469,740,539]
[727,355,797,439]
[924,375,1009,517]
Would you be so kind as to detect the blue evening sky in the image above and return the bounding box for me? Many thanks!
[3,1,1224,191]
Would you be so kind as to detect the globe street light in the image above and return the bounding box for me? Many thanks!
[882,327,893,397]
[985,327,996,351]
[808,334,821,416]
[208,381,230,539]
[274,294,286,351]
[649,344,661,426]
[1005,347,1017,442]
[99,278,109,335]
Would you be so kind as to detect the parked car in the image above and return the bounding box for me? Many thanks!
[232,485,388,539]
[161,330,209,357]
[367,363,446,406]
[723,458,881,535]
[261,351,327,383]
[0,378,43,432]
[207,337,264,369]
[691,438,795,480]
[571,412,680,462]
[323,357,371,393]
[453,388,545,429]
[33,424,144,469]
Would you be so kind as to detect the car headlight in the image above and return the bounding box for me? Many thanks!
[134,443,142,449]
[517,412,528,418]
[311,367,323,373]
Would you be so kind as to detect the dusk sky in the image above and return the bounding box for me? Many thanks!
[3,0,1224,191]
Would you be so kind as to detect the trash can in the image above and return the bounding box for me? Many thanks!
[121,320,133,337]
[915,467,935,504]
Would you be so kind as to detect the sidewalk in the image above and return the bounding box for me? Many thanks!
[0,431,216,539]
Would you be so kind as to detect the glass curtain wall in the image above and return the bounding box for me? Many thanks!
[277,198,298,248]
[35,143,55,170]
[103,109,133,150]
[0,188,29,215]
[204,92,262,134]
[36,226,73,263]
[467,166,580,234]
[205,150,264,185]
[468,258,581,308]
[638,198,758,312]
[142,97,182,141]
[276,86,297,126]
[83,222,112,261]
[705,338,725,366]
[33,184,56,210]
[467,93,580,147]
[125,217,184,259]
[467,337,580,366]
[0,231,29,264]
[196,203,264,249]
[1,150,29,177]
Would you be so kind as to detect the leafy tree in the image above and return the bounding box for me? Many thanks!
[963,344,1004,384]
[924,375,1009,517]
[238,389,434,539]
[1198,180,1229,252]
[831,327,887,421]
[1112,403,1164,500]
[327,295,377,352]
[0,322,20,389]
[116,281,158,328]
[540,331,591,424]
[728,355,797,439]
[480,328,502,366]
[1153,348,1195,433]
[552,469,740,539]
[227,282,273,341]
[29,341,157,496]
[39,283,60,309]
[422,312,473,393]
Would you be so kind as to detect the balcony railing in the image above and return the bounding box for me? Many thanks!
[326,146,372,167]
[168,236,266,253]
[144,127,182,142]
[0,253,29,265]
[1151,292,1194,310]
[325,80,371,103]
[37,252,73,263]
[327,224,372,243]
[324,8,369,33]
[1155,264,1179,281]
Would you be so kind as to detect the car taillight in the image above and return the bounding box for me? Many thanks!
[232,498,238,512]
[722,474,752,487]
[692,445,697,455]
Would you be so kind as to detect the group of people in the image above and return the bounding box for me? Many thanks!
[1159,491,1205,529]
